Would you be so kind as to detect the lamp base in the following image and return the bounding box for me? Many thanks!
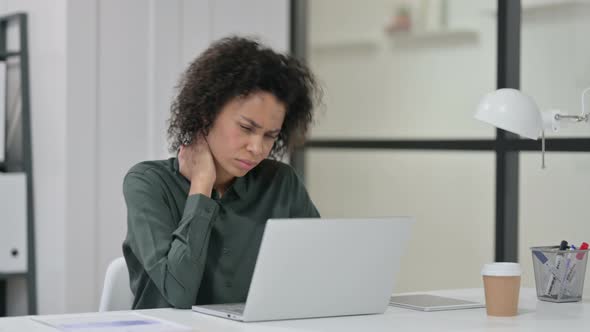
[541,110,560,133]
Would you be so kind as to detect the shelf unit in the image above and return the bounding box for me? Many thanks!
[388,29,478,48]
[0,13,36,316]
[310,38,379,54]
[309,29,478,54]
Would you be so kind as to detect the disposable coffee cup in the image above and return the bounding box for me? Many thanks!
[481,263,522,316]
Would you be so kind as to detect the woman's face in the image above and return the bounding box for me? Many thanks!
[206,91,286,180]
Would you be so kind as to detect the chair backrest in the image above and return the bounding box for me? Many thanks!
[99,256,134,311]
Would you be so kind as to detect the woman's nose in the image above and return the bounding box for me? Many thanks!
[247,135,263,156]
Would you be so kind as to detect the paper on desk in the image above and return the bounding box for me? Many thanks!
[32,312,193,332]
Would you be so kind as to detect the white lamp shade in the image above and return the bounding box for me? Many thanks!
[475,88,543,140]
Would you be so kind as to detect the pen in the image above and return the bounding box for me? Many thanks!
[545,240,568,296]
[557,244,577,296]
[533,250,564,283]
[576,242,588,260]
[564,242,589,287]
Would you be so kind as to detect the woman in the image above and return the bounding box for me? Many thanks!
[122,36,322,309]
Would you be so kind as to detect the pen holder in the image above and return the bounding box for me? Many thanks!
[531,246,590,302]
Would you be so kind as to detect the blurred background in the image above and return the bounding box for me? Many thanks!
[1,0,590,317]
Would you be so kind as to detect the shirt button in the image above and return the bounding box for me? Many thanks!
[205,206,213,214]
[222,248,230,255]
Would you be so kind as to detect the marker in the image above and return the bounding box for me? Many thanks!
[559,240,569,251]
[558,244,577,296]
[576,242,589,260]
[533,250,563,283]
[565,242,589,286]
[545,241,568,296]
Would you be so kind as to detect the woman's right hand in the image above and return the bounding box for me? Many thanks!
[178,136,216,196]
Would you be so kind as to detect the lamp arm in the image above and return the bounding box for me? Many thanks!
[552,87,590,123]
[580,86,590,119]
[554,113,588,122]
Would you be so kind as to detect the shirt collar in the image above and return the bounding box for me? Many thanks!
[173,156,180,173]
[231,175,248,199]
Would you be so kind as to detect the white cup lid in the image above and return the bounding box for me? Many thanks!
[481,262,522,276]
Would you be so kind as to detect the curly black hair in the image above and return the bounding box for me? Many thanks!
[167,36,322,158]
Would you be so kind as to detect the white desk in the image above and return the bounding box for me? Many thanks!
[1,288,589,331]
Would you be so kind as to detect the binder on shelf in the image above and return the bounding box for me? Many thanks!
[0,61,5,163]
[0,172,27,273]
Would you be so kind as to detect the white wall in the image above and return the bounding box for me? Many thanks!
[2,0,289,315]
[64,0,98,313]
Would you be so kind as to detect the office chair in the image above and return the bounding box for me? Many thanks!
[99,256,134,311]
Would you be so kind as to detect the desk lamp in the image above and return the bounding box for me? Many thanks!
[474,88,590,168]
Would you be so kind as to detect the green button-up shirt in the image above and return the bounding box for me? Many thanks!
[122,158,319,309]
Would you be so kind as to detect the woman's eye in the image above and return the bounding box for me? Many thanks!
[240,125,253,132]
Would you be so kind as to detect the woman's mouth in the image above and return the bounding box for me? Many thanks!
[236,159,256,170]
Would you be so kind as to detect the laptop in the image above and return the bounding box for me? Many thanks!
[192,217,413,322]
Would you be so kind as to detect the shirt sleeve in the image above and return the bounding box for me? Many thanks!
[286,165,321,218]
[123,170,218,308]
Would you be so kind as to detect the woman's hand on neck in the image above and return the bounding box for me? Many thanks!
[178,137,217,197]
